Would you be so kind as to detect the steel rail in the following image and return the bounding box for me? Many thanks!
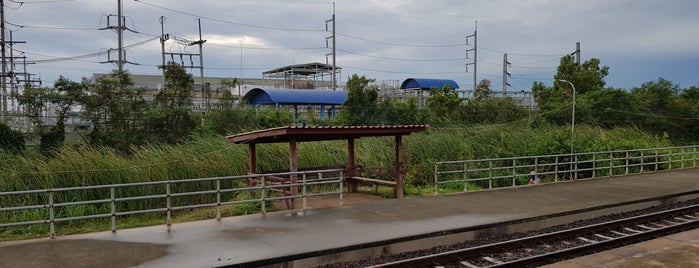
[368,204,699,268]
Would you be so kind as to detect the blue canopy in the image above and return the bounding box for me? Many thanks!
[400,78,460,91]
[243,88,347,105]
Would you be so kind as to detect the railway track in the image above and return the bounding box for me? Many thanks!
[367,203,699,268]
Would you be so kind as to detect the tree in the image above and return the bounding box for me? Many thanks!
[533,55,610,126]
[338,74,380,125]
[146,62,198,144]
[473,79,494,100]
[554,55,609,95]
[82,70,149,146]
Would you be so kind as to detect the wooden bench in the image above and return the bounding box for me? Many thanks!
[348,176,397,194]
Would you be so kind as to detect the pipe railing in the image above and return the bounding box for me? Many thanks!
[434,145,698,195]
[0,168,344,239]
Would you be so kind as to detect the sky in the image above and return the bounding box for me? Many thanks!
[4,0,699,91]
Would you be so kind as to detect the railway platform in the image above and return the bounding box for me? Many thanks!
[1,168,698,268]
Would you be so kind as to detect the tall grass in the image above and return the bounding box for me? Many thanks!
[0,125,671,193]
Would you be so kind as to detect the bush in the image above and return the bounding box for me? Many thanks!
[0,122,25,154]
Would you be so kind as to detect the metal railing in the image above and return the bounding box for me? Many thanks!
[0,168,344,239]
[434,145,699,194]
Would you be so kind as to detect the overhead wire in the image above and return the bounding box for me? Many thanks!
[133,0,323,32]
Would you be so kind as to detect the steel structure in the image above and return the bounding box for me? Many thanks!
[262,62,341,89]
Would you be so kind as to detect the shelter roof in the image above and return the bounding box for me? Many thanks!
[400,78,460,90]
[243,88,347,105]
[226,125,428,144]
[262,62,341,76]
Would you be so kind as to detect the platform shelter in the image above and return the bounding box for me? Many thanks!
[226,125,427,207]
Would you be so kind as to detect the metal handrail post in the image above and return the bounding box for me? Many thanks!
[592,153,597,178]
[49,191,55,239]
[215,180,221,221]
[640,150,645,173]
[609,152,614,176]
[488,161,493,189]
[302,173,308,209]
[463,162,469,192]
[261,176,267,214]
[625,151,629,175]
[512,159,516,186]
[166,183,171,232]
[339,171,344,206]
[433,164,438,195]
[110,187,116,232]
[555,156,559,182]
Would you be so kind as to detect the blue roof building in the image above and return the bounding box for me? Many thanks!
[400,78,460,91]
[242,88,347,120]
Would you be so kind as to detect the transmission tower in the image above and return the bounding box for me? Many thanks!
[465,22,477,93]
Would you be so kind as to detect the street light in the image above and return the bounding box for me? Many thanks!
[557,79,576,155]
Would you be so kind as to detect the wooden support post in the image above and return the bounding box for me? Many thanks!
[347,138,357,193]
[247,143,257,186]
[395,135,404,199]
[289,139,298,209]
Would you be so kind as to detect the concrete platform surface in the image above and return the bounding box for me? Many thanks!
[1,169,698,268]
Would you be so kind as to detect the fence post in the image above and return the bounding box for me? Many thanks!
[574,154,578,180]
[463,162,469,192]
[434,164,439,195]
[216,180,221,221]
[609,152,614,176]
[681,147,686,169]
[488,161,493,189]
[625,151,629,175]
[261,176,267,214]
[640,150,645,173]
[339,171,344,206]
[166,183,171,232]
[655,149,659,171]
[555,156,559,182]
[48,191,55,239]
[512,159,517,187]
[694,146,697,168]
[592,153,597,178]
[302,173,308,210]
[110,187,116,233]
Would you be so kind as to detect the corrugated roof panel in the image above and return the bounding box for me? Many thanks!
[243,88,348,105]
[400,78,460,90]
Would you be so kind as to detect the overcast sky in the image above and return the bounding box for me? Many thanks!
[5,0,699,91]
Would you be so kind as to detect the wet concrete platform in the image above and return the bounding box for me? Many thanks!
[1,168,698,268]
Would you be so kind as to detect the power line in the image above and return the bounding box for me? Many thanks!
[133,0,323,32]
[338,48,466,62]
[337,32,466,48]
[18,36,158,64]
[343,65,465,75]
[6,21,97,31]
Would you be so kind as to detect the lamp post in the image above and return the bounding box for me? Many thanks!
[557,79,576,155]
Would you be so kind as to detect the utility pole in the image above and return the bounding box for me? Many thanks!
[465,22,477,94]
[575,42,581,66]
[502,53,511,96]
[159,16,169,89]
[100,0,135,75]
[117,0,123,72]
[1,0,6,122]
[325,2,336,91]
